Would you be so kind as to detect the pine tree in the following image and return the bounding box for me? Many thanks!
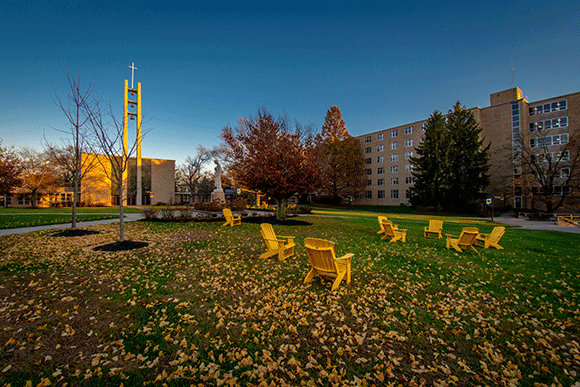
[410,110,449,211]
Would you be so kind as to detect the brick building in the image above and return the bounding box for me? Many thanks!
[354,87,579,212]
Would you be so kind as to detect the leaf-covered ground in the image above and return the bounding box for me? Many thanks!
[0,215,579,386]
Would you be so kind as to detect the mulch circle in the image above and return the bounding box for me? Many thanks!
[92,241,149,252]
[241,216,312,226]
[51,230,101,237]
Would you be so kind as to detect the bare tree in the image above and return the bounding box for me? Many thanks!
[87,101,143,242]
[49,73,99,229]
[518,130,580,213]
[178,145,211,204]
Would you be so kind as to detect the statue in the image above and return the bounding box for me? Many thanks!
[214,159,222,190]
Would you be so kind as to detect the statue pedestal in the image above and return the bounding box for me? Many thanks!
[211,188,225,203]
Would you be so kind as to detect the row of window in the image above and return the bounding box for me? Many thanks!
[531,185,572,196]
[366,152,415,164]
[366,177,414,186]
[364,124,424,144]
[532,150,570,163]
[529,134,569,148]
[365,140,414,154]
[529,117,568,131]
[365,165,414,175]
[529,100,567,116]
[365,189,413,200]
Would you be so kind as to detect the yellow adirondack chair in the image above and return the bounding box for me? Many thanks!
[304,238,353,291]
[259,223,295,260]
[377,216,398,234]
[475,226,505,249]
[380,218,406,242]
[446,228,479,252]
[424,220,443,239]
[222,208,241,227]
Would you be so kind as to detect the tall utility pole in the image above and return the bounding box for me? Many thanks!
[123,63,142,205]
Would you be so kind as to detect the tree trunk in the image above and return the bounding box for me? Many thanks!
[72,177,78,230]
[119,177,125,242]
[276,197,288,221]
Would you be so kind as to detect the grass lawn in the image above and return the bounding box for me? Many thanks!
[0,207,142,214]
[0,213,578,386]
[0,215,120,229]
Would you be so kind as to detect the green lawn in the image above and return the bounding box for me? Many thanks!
[0,212,578,386]
[0,207,141,214]
[0,214,120,229]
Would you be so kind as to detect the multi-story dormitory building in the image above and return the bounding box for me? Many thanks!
[353,87,579,212]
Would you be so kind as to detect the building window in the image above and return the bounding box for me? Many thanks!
[365,147,372,154]
[377,144,384,152]
[404,126,413,135]
[560,167,571,178]
[404,151,413,160]
[391,190,399,199]
[421,122,428,131]
[365,136,372,143]
[377,133,384,141]
[391,178,399,185]
[530,134,568,148]
[377,178,385,186]
[365,191,372,199]
[365,169,372,175]
[529,99,567,116]
[377,156,384,163]
[365,158,371,164]
[406,189,411,199]
[391,154,398,162]
[405,176,414,184]
[530,117,568,131]
[366,179,372,186]
[391,166,399,173]
[405,164,413,173]
[405,139,413,147]
[391,129,398,138]
[377,167,384,174]
[390,142,398,150]
[378,190,385,199]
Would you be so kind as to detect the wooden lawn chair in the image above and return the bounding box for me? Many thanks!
[446,228,479,253]
[377,216,398,234]
[222,208,241,227]
[475,226,505,249]
[259,223,295,260]
[380,218,406,243]
[424,220,443,239]
[304,238,353,291]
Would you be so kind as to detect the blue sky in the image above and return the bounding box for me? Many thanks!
[2,0,580,165]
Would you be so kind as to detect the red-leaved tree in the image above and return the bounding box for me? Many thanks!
[221,109,321,220]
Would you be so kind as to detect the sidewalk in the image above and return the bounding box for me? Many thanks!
[0,213,143,237]
[494,215,580,234]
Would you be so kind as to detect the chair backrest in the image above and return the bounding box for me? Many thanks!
[458,229,479,246]
[260,223,278,250]
[429,220,443,231]
[380,219,396,236]
[490,226,505,241]
[305,238,338,274]
[223,208,233,220]
[378,216,388,230]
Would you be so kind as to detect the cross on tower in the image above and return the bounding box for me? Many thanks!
[129,62,137,89]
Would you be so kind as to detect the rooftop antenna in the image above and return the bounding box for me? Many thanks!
[511,58,515,88]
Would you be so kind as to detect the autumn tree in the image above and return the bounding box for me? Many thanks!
[410,102,490,212]
[0,140,22,198]
[518,130,580,213]
[18,148,60,207]
[315,106,364,203]
[221,108,321,220]
[177,145,212,204]
[49,73,99,228]
[409,110,449,211]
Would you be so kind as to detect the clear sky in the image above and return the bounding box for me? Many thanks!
[2,0,580,166]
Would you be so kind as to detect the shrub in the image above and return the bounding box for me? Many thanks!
[179,207,194,220]
[229,197,247,211]
[159,206,175,221]
[141,207,159,220]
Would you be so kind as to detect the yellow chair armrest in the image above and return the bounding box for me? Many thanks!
[279,236,295,241]
[446,234,459,239]
[337,253,354,261]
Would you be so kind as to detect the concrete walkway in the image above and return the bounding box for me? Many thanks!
[493,215,580,234]
[0,213,143,237]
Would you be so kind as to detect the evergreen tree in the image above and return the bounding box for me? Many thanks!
[444,102,490,211]
[410,102,490,212]
[410,110,449,211]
